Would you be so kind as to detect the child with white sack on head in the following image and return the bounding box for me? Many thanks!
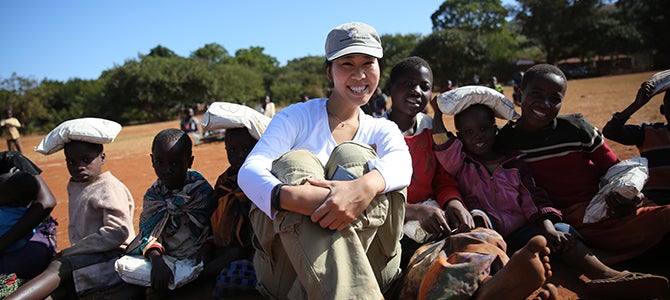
[8,118,135,300]
[430,86,669,299]
[200,102,270,296]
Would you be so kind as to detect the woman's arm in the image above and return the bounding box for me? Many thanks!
[0,175,56,251]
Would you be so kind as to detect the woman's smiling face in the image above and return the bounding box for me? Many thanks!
[327,54,380,106]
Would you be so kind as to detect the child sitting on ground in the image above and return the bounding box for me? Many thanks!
[0,171,39,254]
[115,128,215,297]
[603,75,670,205]
[199,101,272,295]
[431,87,669,299]
[9,118,135,300]
[495,64,670,272]
[0,151,57,281]
[385,56,557,300]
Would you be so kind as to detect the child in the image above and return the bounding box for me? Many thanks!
[603,79,670,204]
[431,89,669,299]
[0,151,57,280]
[199,101,272,294]
[116,128,215,296]
[8,138,135,299]
[180,107,201,143]
[386,57,558,300]
[238,22,411,299]
[495,64,670,266]
[0,171,39,253]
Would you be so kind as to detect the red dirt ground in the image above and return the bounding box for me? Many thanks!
[19,71,668,299]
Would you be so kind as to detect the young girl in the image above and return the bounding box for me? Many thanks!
[238,22,411,299]
[431,90,669,299]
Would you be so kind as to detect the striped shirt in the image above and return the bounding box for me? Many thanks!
[495,114,619,210]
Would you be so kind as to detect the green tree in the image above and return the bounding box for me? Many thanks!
[270,56,329,105]
[147,45,179,58]
[233,46,280,92]
[191,43,230,63]
[0,74,49,134]
[431,0,507,33]
[413,29,488,88]
[617,0,670,66]
[380,33,423,88]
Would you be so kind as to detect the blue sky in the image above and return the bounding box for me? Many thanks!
[2,1,515,82]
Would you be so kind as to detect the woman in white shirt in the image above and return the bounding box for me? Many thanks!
[238,21,411,299]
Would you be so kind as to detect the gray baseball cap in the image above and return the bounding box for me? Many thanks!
[325,22,383,62]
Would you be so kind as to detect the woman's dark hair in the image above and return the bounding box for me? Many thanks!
[521,64,567,90]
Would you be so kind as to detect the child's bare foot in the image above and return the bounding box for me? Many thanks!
[474,235,552,300]
[532,283,558,300]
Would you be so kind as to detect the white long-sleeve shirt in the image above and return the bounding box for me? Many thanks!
[239,98,412,218]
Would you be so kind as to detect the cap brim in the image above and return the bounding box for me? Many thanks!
[327,46,383,61]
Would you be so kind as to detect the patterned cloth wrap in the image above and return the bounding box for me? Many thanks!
[212,259,257,297]
[210,168,252,248]
[399,228,508,300]
[130,170,214,259]
[0,273,24,299]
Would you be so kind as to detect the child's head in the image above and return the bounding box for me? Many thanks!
[224,128,257,173]
[0,171,38,207]
[64,141,105,183]
[454,104,497,159]
[151,128,194,190]
[388,56,433,118]
[518,64,568,131]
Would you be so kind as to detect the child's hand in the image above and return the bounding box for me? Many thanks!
[634,81,654,107]
[414,205,451,234]
[540,219,572,253]
[150,255,173,291]
[606,192,641,219]
[444,200,474,232]
[430,97,447,134]
[544,230,573,253]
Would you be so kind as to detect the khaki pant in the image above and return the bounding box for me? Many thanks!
[250,141,406,300]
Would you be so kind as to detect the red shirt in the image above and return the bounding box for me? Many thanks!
[404,129,461,208]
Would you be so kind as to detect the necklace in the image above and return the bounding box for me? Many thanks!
[328,112,348,127]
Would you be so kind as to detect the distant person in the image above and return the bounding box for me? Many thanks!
[473,72,480,85]
[371,87,388,117]
[492,76,504,94]
[1,109,23,154]
[299,93,309,103]
[180,107,201,143]
[603,79,670,205]
[512,71,524,105]
[255,95,276,118]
